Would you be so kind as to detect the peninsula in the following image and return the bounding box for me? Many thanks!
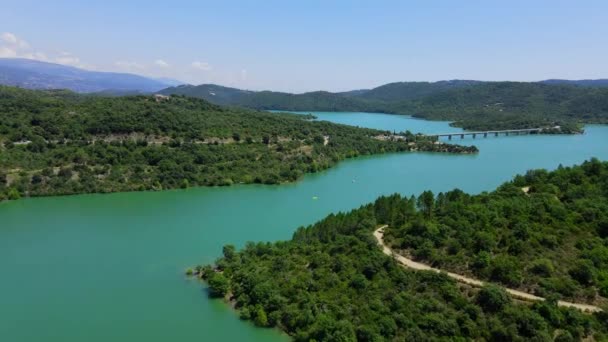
[196,160,608,341]
[0,86,476,201]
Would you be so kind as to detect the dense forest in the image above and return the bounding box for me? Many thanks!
[162,81,608,132]
[396,82,608,132]
[160,84,386,112]
[196,160,608,341]
[0,86,476,201]
[383,158,608,306]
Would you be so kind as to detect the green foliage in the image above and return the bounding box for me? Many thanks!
[199,163,608,340]
[162,81,608,131]
[477,285,511,313]
[7,188,20,200]
[0,86,476,200]
[385,158,608,305]
[396,82,607,131]
[207,272,229,298]
[530,259,554,277]
[253,306,268,327]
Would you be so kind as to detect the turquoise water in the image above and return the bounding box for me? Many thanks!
[1,112,607,341]
[276,110,463,134]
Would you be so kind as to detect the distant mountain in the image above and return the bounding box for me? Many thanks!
[159,84,254,106]
[541,79,608,87]
[0,58,173,93]
[356,80,483,102]
[158,81,483,111]
[336,89,370,97]
[392,81,608,130]
[159,84,384,112]
[152,77,185,87]
[160,80,608,132]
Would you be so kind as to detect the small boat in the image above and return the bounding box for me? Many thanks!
[312,196,318,200]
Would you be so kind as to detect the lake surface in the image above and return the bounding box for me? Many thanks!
[275,110,464,134]
[1,113,607,341]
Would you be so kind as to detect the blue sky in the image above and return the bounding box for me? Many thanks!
[1,0,607,92]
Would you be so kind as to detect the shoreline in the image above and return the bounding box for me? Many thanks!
[0,141,476,203]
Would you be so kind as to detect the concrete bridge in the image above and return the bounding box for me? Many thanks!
[427,128,544,140]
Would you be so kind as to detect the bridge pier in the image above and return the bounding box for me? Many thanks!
[448,135,452,140]
[484,132,488,138]
[460,134,465,139]
[495,132,498,137]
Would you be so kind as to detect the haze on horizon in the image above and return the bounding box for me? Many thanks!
[1,0,607,93]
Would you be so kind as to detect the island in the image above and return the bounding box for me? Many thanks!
[194,160,608,341]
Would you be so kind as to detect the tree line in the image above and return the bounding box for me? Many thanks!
[197,160,608,341]
[0,86,476,201]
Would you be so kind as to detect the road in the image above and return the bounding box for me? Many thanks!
[373,226,602,313]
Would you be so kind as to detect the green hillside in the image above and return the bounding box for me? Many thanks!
[196,161,608,341]
[400,82,608,131]
[384,158,608,306]
[0,86,475,200]
[356,80,482,102]
[160,81,608,132]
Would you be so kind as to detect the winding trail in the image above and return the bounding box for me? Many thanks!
[374,226,602,313]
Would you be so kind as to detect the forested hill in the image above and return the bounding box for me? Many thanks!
[159,84,385,112]
[384,158,608,306]
[157,84,254,106]
[161,81,608,131]
[196,160,608,341]
[353,80,482,102]
[397,82,608,131]
[541,79,608,87]
[0,86,476,201]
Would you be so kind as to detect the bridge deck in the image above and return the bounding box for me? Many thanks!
[427,128,542,137]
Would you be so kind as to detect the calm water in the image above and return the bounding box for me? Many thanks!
[275,110,464,134]
[1,113,607,341]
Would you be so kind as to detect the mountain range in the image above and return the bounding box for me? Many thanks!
[159,79,608,110]
[158,80,485,109]
[160,80,608,131]
[0,58,178,93]
[1,57,607,131]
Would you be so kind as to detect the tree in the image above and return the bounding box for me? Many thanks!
[7,188,20,200]
[530,259,554,277]
[476,285,511,312]
[254,306,268,327]
[417,190,435,219]
[568,260,595,285]
[207,273,229,298]
[490,255,522,286]
[222,245,237,261]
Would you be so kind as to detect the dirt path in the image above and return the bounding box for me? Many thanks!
[374,226,602,313]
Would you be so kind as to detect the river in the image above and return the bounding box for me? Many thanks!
[1,113,607,341]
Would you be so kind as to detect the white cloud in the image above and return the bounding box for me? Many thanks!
[54,51,82,67]
[1,32,17,44]
[1,32,28,48]
[154,59,170,68]
[191,61,212,71]
[0,32,90,68]
[0,46,17,58]
[22,52,49,61]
